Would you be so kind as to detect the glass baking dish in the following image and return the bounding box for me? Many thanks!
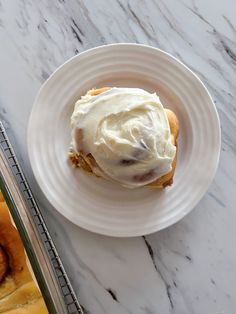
[0,122,83,314]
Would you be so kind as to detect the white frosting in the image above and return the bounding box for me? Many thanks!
[71,88,176,188]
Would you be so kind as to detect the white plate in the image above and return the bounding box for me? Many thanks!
[28,44,220,237]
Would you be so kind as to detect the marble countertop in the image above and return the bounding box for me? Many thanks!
[0,0,236,313]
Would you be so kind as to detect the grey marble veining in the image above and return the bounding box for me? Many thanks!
[0,0,236,313]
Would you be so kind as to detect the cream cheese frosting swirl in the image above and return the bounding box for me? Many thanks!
[71,87,176,188]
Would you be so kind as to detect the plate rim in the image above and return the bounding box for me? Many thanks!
[27,43,221,237]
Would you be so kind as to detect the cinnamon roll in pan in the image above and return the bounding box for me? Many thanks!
[0,193,48,314]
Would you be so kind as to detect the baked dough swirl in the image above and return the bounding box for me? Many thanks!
[69,87,179,188]
[0,192,48,314]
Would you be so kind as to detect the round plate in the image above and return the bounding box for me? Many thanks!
[28,44,220,237]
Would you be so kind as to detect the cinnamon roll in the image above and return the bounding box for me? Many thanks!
[0,192,48,314]
[69,87,179,188]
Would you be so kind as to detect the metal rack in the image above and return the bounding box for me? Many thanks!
[0,122,83,314]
